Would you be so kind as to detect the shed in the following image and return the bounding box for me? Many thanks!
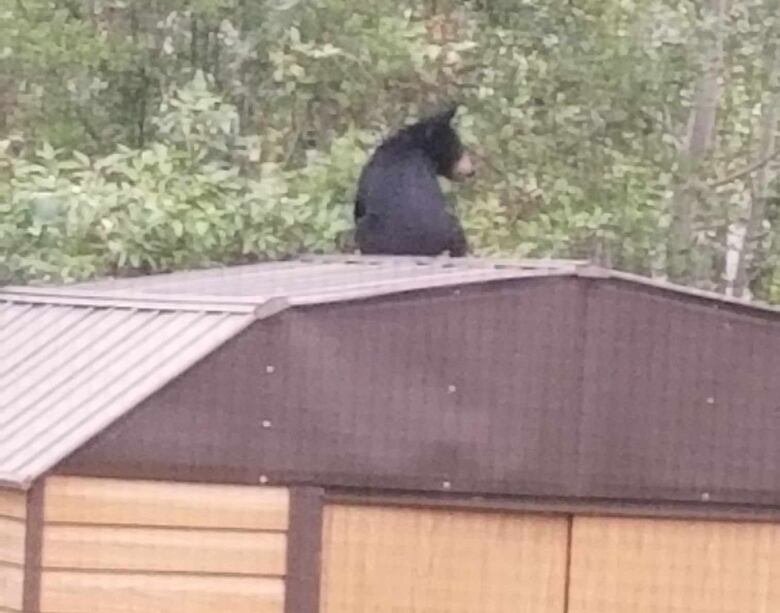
[1,255,779,613]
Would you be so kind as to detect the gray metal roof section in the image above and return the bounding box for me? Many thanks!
[1,254,777,489]
[17,254,779,314]
[0,291,287,490]
[47,255,588,304]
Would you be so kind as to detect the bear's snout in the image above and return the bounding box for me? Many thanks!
[454,152,475,178]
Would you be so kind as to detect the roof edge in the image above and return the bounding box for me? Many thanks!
[3,256,778,316]
[0,474,29,491]
[575,264,780,316]
[289,267,579,306]
[0,289,287,314]
[297,254,590,269]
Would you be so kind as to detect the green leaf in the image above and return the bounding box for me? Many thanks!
[73,151,90,167]
[38,143,56,161]
[194,220,210,236]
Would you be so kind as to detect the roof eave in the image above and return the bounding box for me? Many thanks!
[575,264,780,316]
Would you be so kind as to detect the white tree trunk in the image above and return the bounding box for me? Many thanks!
[731,43,780,298]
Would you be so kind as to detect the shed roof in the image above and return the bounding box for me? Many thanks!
[13,254,780,314]
[0,290,286,489]
[1,255,778,490]
[47,256,587,304]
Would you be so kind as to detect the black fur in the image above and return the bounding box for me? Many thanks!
[354,106,472,257]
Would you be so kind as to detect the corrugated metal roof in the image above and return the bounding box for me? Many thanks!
[12,254,779,314]
[0,292,286,489]
[29,256,587,305]
[2,254,778,489]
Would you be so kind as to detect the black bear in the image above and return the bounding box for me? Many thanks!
[353,105,475,257]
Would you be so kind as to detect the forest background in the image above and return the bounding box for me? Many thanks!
[1,0,779,303]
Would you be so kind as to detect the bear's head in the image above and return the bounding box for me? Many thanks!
[415,105,475,181]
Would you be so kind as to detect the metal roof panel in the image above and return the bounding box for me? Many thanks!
[9,255,776,314]
[0,299,267,489]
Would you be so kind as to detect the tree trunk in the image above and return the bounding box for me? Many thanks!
[666,0,727,283]
[731,43,780,298]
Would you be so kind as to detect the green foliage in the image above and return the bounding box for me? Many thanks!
[0,76,364,283]
[453,1,690,271]
[0,0,778,303]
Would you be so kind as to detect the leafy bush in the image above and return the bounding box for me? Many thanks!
[0,74,364,283]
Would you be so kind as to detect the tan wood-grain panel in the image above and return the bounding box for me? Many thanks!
[44,477,289,530]
[43,524,286,575]
[0,564,23,611]
[40,571,284,613]
[0,519,25,566]
[321,504,568,613]
[0,491,25,521]
[569,516,780,613]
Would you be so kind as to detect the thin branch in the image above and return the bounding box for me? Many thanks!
[467,149,541,207]
[708,148,780,189]
[15,0,28,17]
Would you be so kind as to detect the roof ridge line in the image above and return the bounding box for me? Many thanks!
[0,289,290,315]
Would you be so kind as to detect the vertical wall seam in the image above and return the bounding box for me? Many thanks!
[562,514,574,613]
[22,481,44,613]
[285,486,324,613]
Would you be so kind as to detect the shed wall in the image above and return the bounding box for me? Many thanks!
[60,278,587,496]
[320,503,569,613]
[320,502,780,613]
[56,276,780,510]
[0,489,25,613]
[38,477,288,613]
[578,282,780,504]
[568,515,780,613]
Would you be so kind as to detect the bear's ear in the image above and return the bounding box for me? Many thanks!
[439,104,459,124]
[424,104,459,139]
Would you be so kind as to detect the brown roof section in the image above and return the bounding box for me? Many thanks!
[54,261,780,514]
